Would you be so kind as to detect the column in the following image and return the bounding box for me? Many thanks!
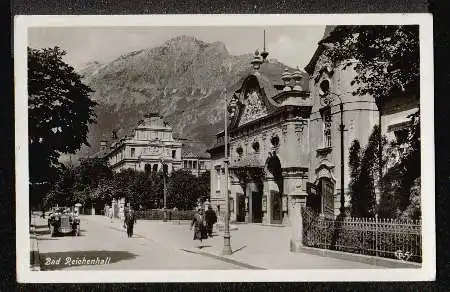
[289,182,308,252]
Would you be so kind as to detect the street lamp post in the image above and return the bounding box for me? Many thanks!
[320,92,346,216]
[161,158,168,222]
[222,92,237,256]
[338,101,345,216]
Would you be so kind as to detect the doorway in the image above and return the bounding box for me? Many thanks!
[236,193,246,222]
[271,191,282,224]
[252,191,263,223]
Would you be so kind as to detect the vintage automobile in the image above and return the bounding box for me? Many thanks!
[48,208,80,237]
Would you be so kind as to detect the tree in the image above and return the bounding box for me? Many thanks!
[167,170,204,210]
[348,126,381,217]
[323,25,419,105]
[348,140,362,217]
[76,158,113,189]
[28,46,97,207]
[378,110,421,219]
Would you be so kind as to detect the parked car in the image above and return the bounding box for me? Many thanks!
[48,207,80,237]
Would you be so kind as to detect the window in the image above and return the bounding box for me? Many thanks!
[172,150,176,159]
[270,136,279,148]
[252,141,260,153]
[188,160,193,169]
[216,169,221,192]
[184,160,188,168]
[322,107,332,148]
[193,160,197,169]
[236,147,243,157]
[130,148,135,157]
[394,129,408,145]
[145,164,151,173]
[199,161,205,169]
[153,164,158,172]
[319,79,330,96]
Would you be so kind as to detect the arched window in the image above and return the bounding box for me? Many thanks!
[270,136,280,148]
[145,164,151,173]
[319,79,330,96]
[252,141,260,153]
[153,164,158,172]
[236,146,243,157]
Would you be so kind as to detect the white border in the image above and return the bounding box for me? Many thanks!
[15,14,435,283]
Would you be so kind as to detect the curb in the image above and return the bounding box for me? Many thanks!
[180,248,265,270]
[292,244,422,269]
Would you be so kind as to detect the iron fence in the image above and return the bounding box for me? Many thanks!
[302,208,422,263]
[135,209,196,221]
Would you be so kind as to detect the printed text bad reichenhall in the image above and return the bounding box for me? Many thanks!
[44,256,111,266]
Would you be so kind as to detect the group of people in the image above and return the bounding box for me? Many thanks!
[122,203,218,242]
[191,204,218,242]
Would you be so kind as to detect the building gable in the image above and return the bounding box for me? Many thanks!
[231,74,279,129]
[238,89,269,127]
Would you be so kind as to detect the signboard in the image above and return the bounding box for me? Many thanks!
[282,196,288,212]
[229,198,234,213]
[262,196,267,212]
[321,179,335,217]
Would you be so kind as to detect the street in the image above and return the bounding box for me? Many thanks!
[34,215,244,270]
[34,214,381,270]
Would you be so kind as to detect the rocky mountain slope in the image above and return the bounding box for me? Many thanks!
[76,35,307,158]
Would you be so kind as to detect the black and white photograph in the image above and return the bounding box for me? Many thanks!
[15,14,434,282]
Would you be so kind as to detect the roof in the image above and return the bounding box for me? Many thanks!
[88,148,109,159]
[181,146,211,159]
[304,26,337,75]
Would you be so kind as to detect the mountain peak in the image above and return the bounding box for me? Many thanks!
[164,35,203,46]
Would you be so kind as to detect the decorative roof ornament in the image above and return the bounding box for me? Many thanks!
[281,68,292,91]
[292,66,304,91]
[251,49,263,72]
[261,30,269,62]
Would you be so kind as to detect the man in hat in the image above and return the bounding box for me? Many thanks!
[205,204,217,237]
[124,207,137,238]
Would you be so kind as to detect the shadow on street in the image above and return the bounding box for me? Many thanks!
[39,250,137,270]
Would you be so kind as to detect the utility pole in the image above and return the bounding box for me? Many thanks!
[339,101,345,215]
[162,160,168,222]
[222,93,232,255]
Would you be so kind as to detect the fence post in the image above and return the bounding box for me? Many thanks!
[375,214,378,257]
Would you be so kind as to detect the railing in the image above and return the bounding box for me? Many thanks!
[302,208,422,263]
[135,209,196,221]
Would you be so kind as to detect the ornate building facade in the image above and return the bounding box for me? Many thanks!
[208,27,419,226]
[103,113,183,174]
[95,113,212,176]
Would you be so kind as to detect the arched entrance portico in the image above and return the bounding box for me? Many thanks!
[229,151,285,224]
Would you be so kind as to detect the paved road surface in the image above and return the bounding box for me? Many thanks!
[35,215,244,270]
[35,215,381,270]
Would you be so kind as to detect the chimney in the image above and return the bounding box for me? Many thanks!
[100,140,107,151]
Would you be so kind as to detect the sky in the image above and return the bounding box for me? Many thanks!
[28,26,326,70]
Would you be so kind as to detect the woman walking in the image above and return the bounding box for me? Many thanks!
[191,207,208,244]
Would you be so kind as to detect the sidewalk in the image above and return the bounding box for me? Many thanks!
[84,215,382,269]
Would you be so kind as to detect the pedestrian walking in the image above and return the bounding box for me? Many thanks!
[124,207,137,238]
[205,205,217,237]
[190,207,207,243]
